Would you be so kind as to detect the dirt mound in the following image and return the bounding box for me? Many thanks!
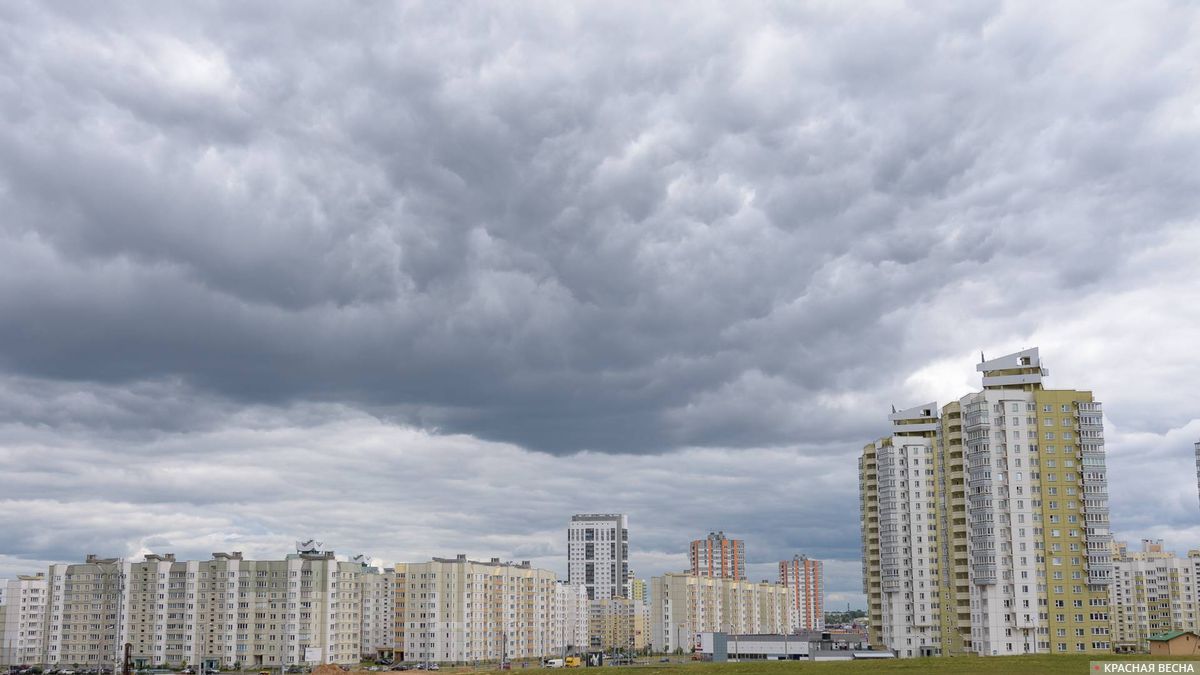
[312,664,344,675]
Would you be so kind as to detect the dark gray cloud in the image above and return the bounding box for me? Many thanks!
[1,1,1199,607]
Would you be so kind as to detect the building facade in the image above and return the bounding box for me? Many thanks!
[649,573,789,653]
[690,533,746,580]
[394,555,559,663]
[553,582,589,653]
[0,574,48,666]
[859,348,1114,657]
[627,572,647,605]
[1110,540,1200,652]
[779,556,823,631]
[567,515,628,600]
[354,556,395,661]
[587,598,637,653]
[40,545,366,670]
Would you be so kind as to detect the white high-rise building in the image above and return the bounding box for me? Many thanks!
[0,574,48,666]
[554,582,589,652]
[874,402,942,657]
[860,348,1114,658]
[567,514,629,600]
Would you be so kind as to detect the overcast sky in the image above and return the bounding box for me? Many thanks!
[1,1,1199,609]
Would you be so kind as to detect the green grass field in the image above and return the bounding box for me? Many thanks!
[462,655,1200,675]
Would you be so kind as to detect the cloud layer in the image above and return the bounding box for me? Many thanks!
[1,0,1199,607]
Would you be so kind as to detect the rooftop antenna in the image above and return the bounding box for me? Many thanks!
[890,404,896,413]
[980,350,986,363]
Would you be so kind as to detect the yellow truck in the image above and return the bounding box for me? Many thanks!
[563,657,581,668]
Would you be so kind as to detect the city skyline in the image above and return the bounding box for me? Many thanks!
[2,1,1200,617]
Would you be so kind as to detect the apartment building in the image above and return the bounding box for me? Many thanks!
[394,555,559,663]
[554,582,589,652]
[354,556,395,661]
[862,403,943,657]
[689,533,746,580]
[567,515,629,600]
[859,348,1114,657]
[0,574,48,665]
[587,598,638,652]
[42,544,366,669]
[1110,540,1200,652]
[779,556,824,631]
[627,572,647,606]
[649,573,789,653]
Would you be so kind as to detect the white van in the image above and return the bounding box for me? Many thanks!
[543,659,564,669]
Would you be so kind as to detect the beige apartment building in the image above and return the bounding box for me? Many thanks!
[0,574,48,666]
[649,573,789,653]
[1110,540,1200,652]
[394,556,560,663]
[42,543,367,669]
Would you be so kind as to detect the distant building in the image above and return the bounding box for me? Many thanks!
[554,582,589,652]
[394,555,560,663]
[1110,540,1200,652]
[779,555,824,631]
[1195,440,1200,511]
[43,544,365,669]
[587,597,639,652]
[689,532,746,580]
[0,574,47,665]
[627,570,647,604]
[649,573,789,653]
[567,514,629,600]
[353,555,395,661]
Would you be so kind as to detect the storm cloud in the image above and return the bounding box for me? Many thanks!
[1,0,1199,606]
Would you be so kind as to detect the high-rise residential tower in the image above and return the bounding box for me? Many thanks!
[860,348,1113,658]
[567,514,629,600]
[779,555,824,631]
[689,532,746,580]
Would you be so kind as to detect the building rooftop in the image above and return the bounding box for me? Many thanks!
[1149,630,1197,642]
